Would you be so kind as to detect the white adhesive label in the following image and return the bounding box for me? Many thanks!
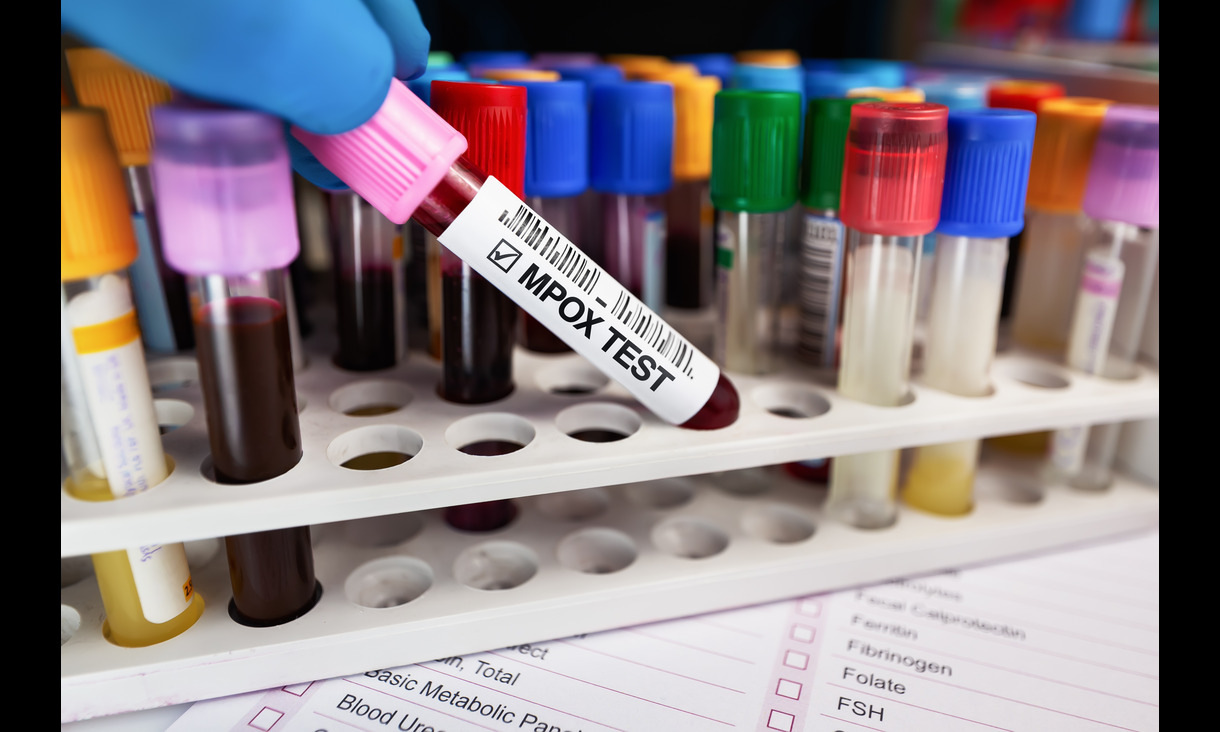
[1052,250,1125,475]
[438,177,719,425]
[66,274,194,621]
[798,213,845,369]
[126,543,195,623]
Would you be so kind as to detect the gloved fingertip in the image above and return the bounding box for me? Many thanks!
[287,134,351,191]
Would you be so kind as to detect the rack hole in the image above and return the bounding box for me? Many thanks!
[154,399,194,434]
[557,528,638,574]
[996,359,1071,389]
[148,357,199,393]
[61,605,81,646]
[624,477,697,509]
[61,557,93,588]
[751,384,831,420]
[446,413,535,456]
[454,541,539,591]
[555,403,642,443]
[328,426,423,470]
[741,505,816,544]
[536,488,611,521]
[329,379,414,416]
[345,557,433,608]
[652,517,730,559]
[322,512,426,547]
[708,467,773,496]
[536,359,610,396]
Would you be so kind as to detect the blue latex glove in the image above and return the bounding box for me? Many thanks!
[61,0,431,190]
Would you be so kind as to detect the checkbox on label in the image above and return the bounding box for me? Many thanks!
[281,682,312,696]
[797,599,822,617]
[250,707,284,730]
[767,709,795,731]
[783,650,809,670]
[790,625,815,643]
[776,679,803,700]
[487,239,522,273]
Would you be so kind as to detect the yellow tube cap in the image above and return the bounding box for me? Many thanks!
[606,54,671,77]
[479,68,561,82]
[1026,97,1113,213]
[632,62,700,82]
[735,49,801,67]
[64,48,171,167]
[671,75,720,180]
[847,86,927,103]
[61,108,138,281]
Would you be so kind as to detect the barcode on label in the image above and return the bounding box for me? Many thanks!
[798,216,844,367]
[499,203,695,378]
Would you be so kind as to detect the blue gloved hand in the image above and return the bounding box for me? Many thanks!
[61,0,431,190]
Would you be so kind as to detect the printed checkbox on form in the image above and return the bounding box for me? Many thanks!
[281,682,312,696]
[767,709,796,731]
[250,707,284,730]
[797,599,822,617]
[783,650,810,670]
[776,678,803,700]
[790,625,815,643]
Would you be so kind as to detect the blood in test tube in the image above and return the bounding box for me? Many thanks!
[293,78,741,432]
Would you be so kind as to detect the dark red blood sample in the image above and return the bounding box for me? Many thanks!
[784,459,832,484]
[568,429,628,443]
[679,373,740,430]
[334,266,398,371]
[440,260,516,404]
[445,439,523,531]
[520,310,571,353]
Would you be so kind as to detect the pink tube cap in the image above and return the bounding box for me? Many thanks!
[1082,105,1159,229]
[292,78,468,225]
[151,105,300,277]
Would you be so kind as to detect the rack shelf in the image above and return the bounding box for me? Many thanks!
[60,340,1158,558]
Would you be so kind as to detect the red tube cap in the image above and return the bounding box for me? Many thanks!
[431,81,528,199]
[840,102,949,237]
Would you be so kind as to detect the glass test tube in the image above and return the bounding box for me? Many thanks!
[710,90,801,375]
[293,78,740,431]
[65,48,195,355]
[60,108,204,647]
[153,104,320,627]
[591,81,675,314]
[664,75,720,311]
[826,102,948,530]
[1050,105,1159,492]
[326,189,405,371]
[507,79,590,353]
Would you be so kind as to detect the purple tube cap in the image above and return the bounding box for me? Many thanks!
[1082,104,1159,229]
[151,105,300,276]
[292,78,469,225]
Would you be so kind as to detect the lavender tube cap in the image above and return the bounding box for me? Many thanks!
[151,106,300,276]
[292,78,469,225]
[1082,104,1159,229]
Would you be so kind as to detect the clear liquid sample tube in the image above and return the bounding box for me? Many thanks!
[903,109,1037,516]
[326,189,404,371]
[590,81,675,314]
[294,78,740,431]
[60,108,204,647]
[709,89,802,375]
[430,81,526,405]
[664,75,720,311]
[826,102,949,530]
[152,104,320,627]
[506,79,590,353]
[1050,105,1160,491]
[1009,98,1113,355]
[65,48,195,355]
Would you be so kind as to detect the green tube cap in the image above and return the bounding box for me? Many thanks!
[710,90,801,213]
[800,97,878,211]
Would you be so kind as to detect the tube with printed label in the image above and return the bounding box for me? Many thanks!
[1049,105,1159,491]
[152,104,321,627]
[60,108,204,647]
[825,102,949,530]
[903,109,1036,516]
[709,89,801,375]
[293,78,740,430]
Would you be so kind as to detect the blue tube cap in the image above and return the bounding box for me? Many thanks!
[838,59,908,88]
[802,58,840,73]
[729,63,804,94]
[674,53,735,86]
[589,82,674,195]
[804,70,875,99]
[1066,0,1134,40]
[916,76,990,110]
[937,109,1037,239]
[506,80,589,198]
[550,64,626,103]
[459,50,531,68]
[406,67,472,107]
